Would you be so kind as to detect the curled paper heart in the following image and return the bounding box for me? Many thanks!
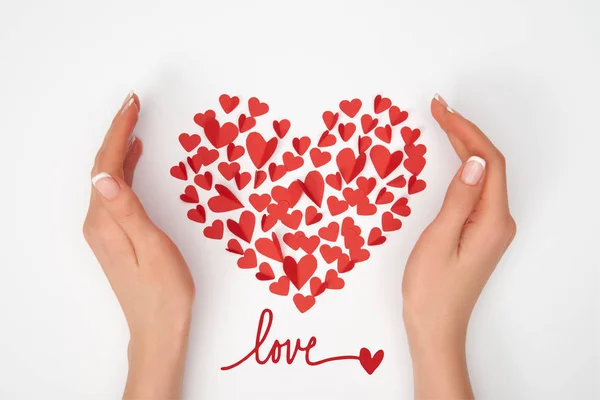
[172,95,427,313]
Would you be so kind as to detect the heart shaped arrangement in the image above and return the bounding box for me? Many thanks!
[170,95,427,313]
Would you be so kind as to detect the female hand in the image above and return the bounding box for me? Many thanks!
[83,93,195,400]
[403,95,516,399]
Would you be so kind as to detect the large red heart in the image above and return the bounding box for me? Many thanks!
[172,95,427,313]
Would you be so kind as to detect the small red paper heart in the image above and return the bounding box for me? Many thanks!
[310,277,327,297]
[358,136,372,153]
[207,185,244,213]
[234,172,251,190]
[360,114,378,134]
[320,245,342,264]
[322,111,339,130]
[387,175,406,188]
[389,106,408,126]
[337,254,355,273]
[238,113,256,133]
[318,131,337,147]
[271,181,302,207]
[193,109,216,128]
[196,146,219,166]
[375,188,394,205]
[179,133,201,152]
[268,163,287,182]
[299,235,320,254]
[227,210,255,243]
[226,239,244,255]
[293,294,316,313]
[391,197,411,217]
[249,193,271,212]
[408,175,427,194]
[401,126,421,145]
[269,276,290,296]
[273,119,291,139]
[381,212,402,232]
[248,97,269,117]
[327,196,349,216]
[218,162,240,181]
[180,185,199,203]
[305,206,323,226]
[255,262,275,281]
[339,98,362,118]
[283,231,305,250]
[337,149,366,184]
[404,157,426,176]
[356,177,376,195]
[310,148,332,168]
[370,145,403,179]
[368,227,386,246]
[170,162,187,180]
[292,136,311,155]
[318,222,340,242]
[219,94,240,114]
[282,151,304,171]
[227,143,245,162]
[255,233,284,262]
[325,172,342,190]
[187,155,202,174]
[374,124,392,144]
[247,132,278,169]
[373,95,392,114]
[338,122,357,142]
[324,269,345,289]
[187,205,206,223]
[261,214,278,232]
[237,249,257,269]
[254,171,267,189]
[284,255,317,290]
[204,120,239,149]
[203,219,224,239]
[298,171,325,207]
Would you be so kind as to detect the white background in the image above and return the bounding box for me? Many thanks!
[1,0,599,399]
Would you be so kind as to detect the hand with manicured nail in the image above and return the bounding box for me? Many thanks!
[83,93,194,400]
[402,94,517,399]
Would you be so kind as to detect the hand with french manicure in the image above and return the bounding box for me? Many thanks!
[83,92,195,400]
[402,94,516,399]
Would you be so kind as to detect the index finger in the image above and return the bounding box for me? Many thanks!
[92,92,141,178]
[431,95,509,212]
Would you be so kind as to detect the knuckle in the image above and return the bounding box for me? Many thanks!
[82,218,104,243]
[492,150,506,168]
[506,215,517,241]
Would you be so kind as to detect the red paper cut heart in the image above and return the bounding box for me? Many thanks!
[172,95,427,313]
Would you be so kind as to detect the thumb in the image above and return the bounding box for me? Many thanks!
[434,156,487,234]
[91,172,155,240]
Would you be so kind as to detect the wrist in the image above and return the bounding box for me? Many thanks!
[403,312,474,399]
[124,328,191,399]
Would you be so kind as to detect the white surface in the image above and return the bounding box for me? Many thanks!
[1,0,599,399]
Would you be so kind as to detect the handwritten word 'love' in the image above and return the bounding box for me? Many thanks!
[221,309,384,374]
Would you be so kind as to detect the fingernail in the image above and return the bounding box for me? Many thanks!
[434,93,455,113]
[128,135,137,148]
[92,172,121,200]
[122,91,134,107]
[121,97,135,115]
[434,93,448,107]
[461,156,486,185]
